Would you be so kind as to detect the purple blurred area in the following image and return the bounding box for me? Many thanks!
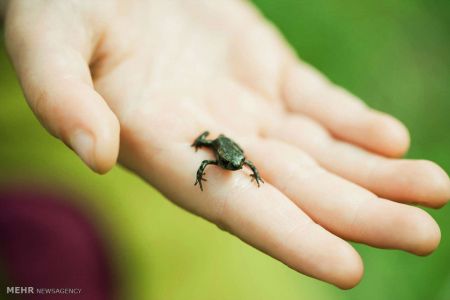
[0,184,114,299]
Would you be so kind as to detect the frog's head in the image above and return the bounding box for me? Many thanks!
[219,155,244,170]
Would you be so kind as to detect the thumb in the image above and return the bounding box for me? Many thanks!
[4,1,119,173]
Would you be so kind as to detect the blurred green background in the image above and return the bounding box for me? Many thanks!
[0,0,449,299]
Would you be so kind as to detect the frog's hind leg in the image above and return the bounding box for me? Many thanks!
[195,160,218,191]
[191,131,213,151]
[244,160,264,187]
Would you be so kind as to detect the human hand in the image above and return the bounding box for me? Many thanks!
[3,0,449,289]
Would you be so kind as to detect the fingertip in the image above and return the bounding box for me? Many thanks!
[370,111,410,157]
[407,208,441,256]
[90,111,120,174]
[68,116,119,174]
[399,160,450,208]
[416,160,450,208]
[303,227,364,289]
[331,242,364,290]
[283,223,364,290]
[62,87,120,174]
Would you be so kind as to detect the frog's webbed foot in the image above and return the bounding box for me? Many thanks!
[244,160,264,187]
[250,173,265,187]
[194,160,218,191]
[191,131,213,152]
[194,173,207,191]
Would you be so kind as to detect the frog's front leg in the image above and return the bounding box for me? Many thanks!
[244,160,264,187]
[195,160,218,191]
[191,131,213,151]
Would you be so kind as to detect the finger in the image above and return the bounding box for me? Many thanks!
[270,115,450,208]
[4,1,119,173]
[245,139,441,256]
[119,124,363,289]
[282,62,410,157]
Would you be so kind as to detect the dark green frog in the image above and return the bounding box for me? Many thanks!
[192,131,264,191]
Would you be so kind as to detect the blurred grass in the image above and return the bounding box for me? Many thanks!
[0,1,449,299]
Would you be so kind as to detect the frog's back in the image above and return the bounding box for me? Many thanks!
[213,135,244,160]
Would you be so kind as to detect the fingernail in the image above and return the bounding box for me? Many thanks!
[69,130,95,170]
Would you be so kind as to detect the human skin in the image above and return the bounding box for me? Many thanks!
[1,0,449,289]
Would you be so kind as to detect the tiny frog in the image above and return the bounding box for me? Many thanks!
[191,131,264,191]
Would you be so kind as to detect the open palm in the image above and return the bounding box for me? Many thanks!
[4,0,449,289]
